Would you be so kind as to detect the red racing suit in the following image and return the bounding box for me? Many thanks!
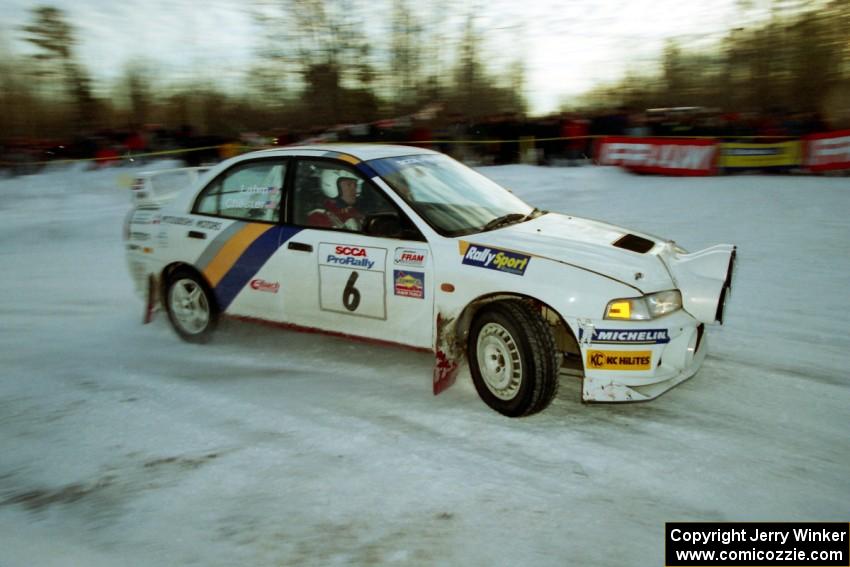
[306,198,364,230]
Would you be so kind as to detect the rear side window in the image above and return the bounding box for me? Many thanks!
[194,160,287,222]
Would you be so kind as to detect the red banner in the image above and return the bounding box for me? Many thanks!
[804,130,850,172]
[596,137,718,176]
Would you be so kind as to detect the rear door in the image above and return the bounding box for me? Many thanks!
[185,157,294,319]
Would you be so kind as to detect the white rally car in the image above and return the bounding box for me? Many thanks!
[125,145,736,417]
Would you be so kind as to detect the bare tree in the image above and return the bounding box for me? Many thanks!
[20,6,96,128]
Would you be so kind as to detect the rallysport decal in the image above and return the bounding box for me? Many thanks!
[459,242,531,276]
[579,328,670,345]
[586,350,652,371]
[394,270,425,299]
[198,223,302,310]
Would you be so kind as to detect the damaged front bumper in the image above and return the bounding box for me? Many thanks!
[582,243,736,402]
[581,314,708,402]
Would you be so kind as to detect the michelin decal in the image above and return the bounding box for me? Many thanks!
[580,328,670,344]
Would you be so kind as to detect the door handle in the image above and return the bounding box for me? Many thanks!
[188,231,206,239]
[288,241,313,252]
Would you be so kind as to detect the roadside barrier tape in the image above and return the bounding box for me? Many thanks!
[0,135,802,167]
[0,144,246,167]
[321,134,797,145]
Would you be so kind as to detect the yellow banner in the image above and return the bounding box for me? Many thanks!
[718,141,802,168]
[586,350,652,371]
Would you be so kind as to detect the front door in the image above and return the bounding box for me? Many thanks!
[280,158,434,349]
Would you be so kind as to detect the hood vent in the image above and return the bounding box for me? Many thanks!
[612,234,656,254]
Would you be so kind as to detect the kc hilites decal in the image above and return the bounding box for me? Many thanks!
[586,350,652,371]
[580,328,670,344]
[394,247,427,268]
[460,242,531,276]
[394,270,424,299]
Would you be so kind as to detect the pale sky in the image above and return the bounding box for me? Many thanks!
[0,0,755,115]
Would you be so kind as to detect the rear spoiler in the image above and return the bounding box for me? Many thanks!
[130,167,209,207]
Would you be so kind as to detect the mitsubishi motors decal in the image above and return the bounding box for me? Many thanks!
[596,137,718,176]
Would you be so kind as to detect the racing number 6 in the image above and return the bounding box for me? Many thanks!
[343,271,361,312]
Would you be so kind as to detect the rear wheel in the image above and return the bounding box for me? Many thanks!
[468,300,560,417]
[165,269,218,343]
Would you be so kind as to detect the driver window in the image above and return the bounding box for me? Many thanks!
[292,160,396,232]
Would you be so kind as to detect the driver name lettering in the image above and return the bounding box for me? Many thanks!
[462,245,530,276]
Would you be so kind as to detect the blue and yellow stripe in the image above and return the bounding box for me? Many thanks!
[320,150,378,179]
[197,222,302,311]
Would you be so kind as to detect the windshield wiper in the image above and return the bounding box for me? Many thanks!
[481,208,547,232]
[481,213,526,232]
[522,207,547,221]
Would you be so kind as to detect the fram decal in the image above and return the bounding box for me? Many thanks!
[394,248,427,268]
[586,350,652,371]
[249,279,280,293]
[394,270,424,299]
[462,245,530,276]
[580,328,670,344]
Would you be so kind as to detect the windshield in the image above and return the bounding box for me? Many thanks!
[369,154,535,236]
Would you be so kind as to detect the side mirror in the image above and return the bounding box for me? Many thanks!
[364,212,403,237]
[364,212,422,240]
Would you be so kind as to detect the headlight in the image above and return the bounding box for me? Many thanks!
[605,290,682,320]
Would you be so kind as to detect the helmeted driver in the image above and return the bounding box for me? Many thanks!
[307,168,365,230]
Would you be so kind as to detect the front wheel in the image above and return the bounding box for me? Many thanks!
[468,300,560,417]
[165,269,218,343]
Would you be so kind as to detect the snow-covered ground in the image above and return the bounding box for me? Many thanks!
[1,161,848,566]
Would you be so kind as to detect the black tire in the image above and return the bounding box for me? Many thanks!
[468,300,560,417]
[164,268,218,343]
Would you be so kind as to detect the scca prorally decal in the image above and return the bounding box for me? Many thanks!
[394,270,424,299]
[579,328,670,344]
[324,245,376,270]
[394,247,427,268]
[462,245,530,276]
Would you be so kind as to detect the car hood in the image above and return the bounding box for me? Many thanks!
[468,212,674,293]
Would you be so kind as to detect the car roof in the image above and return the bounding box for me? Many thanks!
[250,144,438,162]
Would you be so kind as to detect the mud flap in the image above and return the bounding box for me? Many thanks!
[433,314,461,395]
[143,274,157,324]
